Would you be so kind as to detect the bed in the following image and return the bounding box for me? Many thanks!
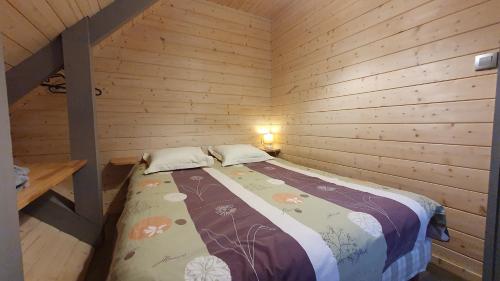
[108,158,449,281]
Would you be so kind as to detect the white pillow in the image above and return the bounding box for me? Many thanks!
[208,144,273,167]
[143,147,214,174]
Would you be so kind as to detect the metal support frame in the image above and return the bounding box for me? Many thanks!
[0,37,24,281]
[62,18,104,230]
[483,56,500,281]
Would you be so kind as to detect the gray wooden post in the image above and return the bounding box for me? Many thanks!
[0,37,24,281]
[483,57,500,281]
[6,0,159,106]
[62,17,103,228]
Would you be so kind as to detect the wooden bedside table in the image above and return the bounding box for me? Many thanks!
[260,147,280,157]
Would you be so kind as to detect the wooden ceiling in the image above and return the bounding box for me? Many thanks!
[1,0,291,72]
[1,0,114,71]
[206,0,294,19]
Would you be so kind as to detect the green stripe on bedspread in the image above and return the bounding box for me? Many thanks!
[268,159,447,239]
[110,165,211,281]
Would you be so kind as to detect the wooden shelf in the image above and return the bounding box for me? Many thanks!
[17,160,87,210]
[109,156,140,166]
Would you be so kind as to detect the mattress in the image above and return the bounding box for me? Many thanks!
[109,158,448,281]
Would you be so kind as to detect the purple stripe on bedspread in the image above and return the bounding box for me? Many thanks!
[245,162,420,270]
[171,168,317,281]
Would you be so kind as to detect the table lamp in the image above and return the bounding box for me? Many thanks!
[263,132,274,149]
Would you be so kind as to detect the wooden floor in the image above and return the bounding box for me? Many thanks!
[19,213,92,281]
[421,264,466,281]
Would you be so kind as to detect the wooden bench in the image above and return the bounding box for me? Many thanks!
[17,160,87,210]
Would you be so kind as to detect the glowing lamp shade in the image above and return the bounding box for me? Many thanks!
[263,133,274,144]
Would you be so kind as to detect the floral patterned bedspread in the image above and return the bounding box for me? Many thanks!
[109,159,448,281]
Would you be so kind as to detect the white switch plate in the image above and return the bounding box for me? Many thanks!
[475,52,498,71]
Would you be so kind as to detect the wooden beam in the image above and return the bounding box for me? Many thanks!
[23,190,102,245]
[5,0,159,105]
[0,37,24,281]
[89,0,158,45]
[6,37,63,105]
[62,18,103,228]
[483,54,500,281]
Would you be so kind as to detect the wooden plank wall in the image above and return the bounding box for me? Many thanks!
[9,0,272,166]
[7,0,499,279]
[271,0,500,280]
